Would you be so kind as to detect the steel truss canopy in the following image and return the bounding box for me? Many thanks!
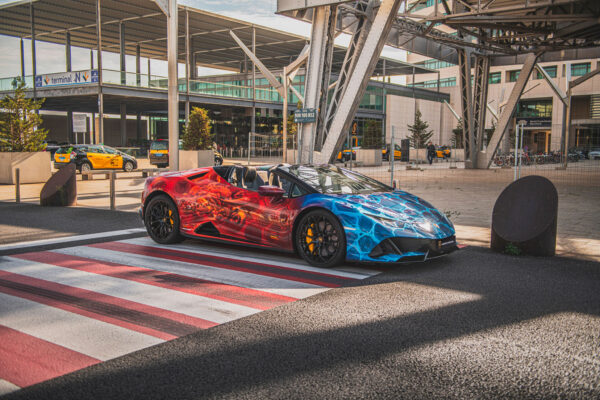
[0,0,431,76]
[277,0,600,66]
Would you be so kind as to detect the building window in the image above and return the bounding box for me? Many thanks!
[508,70,520,82]
[571,62,591,77]
[534,66,557,79]
[517,99,553,118]
[416,59,456,70]
[489,72,501,84]
[408,77,456,88]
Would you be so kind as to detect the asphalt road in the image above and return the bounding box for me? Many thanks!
[5,245,599,399]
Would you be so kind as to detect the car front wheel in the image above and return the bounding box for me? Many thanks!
[123,161,134,172]
[295,209,345,268]
[145,195,184,244]
[80,162,92,173]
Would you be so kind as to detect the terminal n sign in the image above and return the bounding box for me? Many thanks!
[294,108,317,123]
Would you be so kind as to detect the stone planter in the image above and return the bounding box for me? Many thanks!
[179,149,214,170]
[0,151,52,184]
[356,149,382,167]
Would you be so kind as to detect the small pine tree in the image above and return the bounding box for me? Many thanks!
[407,110,434,148]
[451,118,464,149]
[0,77,47,152]
[361,119,383,149]
[182,107,213,150]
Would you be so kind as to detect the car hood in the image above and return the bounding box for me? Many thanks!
[331,190,455,239]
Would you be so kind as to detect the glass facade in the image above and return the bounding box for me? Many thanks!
[489,72,501,84]
[571,62,591,77]
[534,66,557,79]
[508,70,520,82]
[416,59,455,70]
[409,77,456,88]
[517,99,553,118]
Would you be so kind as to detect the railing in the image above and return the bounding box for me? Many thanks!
[0,76,34,91]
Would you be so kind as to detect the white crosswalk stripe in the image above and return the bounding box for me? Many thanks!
[0,237,380,393]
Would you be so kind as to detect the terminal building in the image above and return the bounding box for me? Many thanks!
[0,0,447,154]
[405,0,600,153]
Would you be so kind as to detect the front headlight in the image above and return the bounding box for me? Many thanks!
[365,213,397,226]
[417,221,434,233]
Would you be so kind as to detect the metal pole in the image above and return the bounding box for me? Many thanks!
[20,38,25,79]
[563,87,572,169]
[514,122,518,181]
[282,66,288,163]
[136,44,141,86]
[110,171,115,210]
[15,168,20,203]
[185,9,190,126]
[119,22,126,85]
[96,0,104,144]
[390,126,395,188]
[167,0,179,171]
[251,26,256,161]
[518,122,524,179]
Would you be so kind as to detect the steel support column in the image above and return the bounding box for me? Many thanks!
[120,103,127,147]
[251,26,256,156]
[65,31,72,72]
[472,55,490,159]
[299,6,332,164]
[136,44,141,86]
[318,0,402,164]
[458,48,474,167]
[30,2,37,103]
[167,0,179,170]
[314,5,338,152]
[119,22,126,85]
[185,9,190,126]
[282,66,288,163]
[20,38,25,79]
[485,53,539,168]
[96,0,104,144]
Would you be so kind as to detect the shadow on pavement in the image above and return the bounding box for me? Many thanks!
[7,246,600,399]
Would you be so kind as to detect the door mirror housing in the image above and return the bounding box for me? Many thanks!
[258,185,285,197]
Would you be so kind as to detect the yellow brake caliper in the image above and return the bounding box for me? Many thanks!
[306,224,315,253]
[168,209,174,225]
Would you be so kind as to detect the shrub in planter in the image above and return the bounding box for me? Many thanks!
[179,107,215,170]
[0,77,51,184]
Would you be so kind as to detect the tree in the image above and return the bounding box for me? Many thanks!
[287,113,297,149]
[181,107,213,150]
[0,77,47,152]
[451,118,464,149]
[361,119,383,149]
[407,109,434,148]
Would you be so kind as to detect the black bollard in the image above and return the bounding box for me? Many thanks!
[491,175,558,256]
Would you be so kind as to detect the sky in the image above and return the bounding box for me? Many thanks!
[0,0,406,80]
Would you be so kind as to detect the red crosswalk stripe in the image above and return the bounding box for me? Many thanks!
[0,270,217,340]
[14,251,296,311]
[90,241,354,288]
[0,324,99,388]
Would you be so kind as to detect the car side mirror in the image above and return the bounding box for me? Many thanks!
[258,185,285,197]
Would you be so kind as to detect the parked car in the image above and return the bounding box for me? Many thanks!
[140,164,457,268]
[149,139,223,167]
[382,144,402,161]
[589,148,600,160]
[436,145,451,160]
[54,144,138,172]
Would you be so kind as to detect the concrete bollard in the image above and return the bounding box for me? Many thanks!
[110,171,116,210]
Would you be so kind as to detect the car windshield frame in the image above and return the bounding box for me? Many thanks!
[281,165,392,195]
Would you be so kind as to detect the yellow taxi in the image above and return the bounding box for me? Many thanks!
[382,144,402,161]
[54,144,138,173]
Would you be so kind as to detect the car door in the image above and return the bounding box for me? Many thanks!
[102,146,123,169]
[86,146,106,169]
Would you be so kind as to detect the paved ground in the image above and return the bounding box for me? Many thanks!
[0,159,599,398]
[2,242,599,399]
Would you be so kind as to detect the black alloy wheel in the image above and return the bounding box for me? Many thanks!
[145,195,183,244]
[80,162,92,173]
[296,209,345,268]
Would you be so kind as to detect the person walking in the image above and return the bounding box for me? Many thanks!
[427,141,436,165]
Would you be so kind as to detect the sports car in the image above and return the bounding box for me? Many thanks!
[140,164,457,268]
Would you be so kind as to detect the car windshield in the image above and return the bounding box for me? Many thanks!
[150,141,168,150]
[284,165,392,195]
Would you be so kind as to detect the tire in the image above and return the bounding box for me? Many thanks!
[295,209,346,268]
[123,160,134,172]
[144,195,184,244]
[80,162,92,173]
[214,157,223,166]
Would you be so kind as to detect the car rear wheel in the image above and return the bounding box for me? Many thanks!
[145,195,184,244]
[80,162,92,173]
[123,161,134,172]
[295,209,345,268]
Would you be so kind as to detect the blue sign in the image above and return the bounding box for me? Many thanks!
[35,70,98,88]
[294,108,317,123]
